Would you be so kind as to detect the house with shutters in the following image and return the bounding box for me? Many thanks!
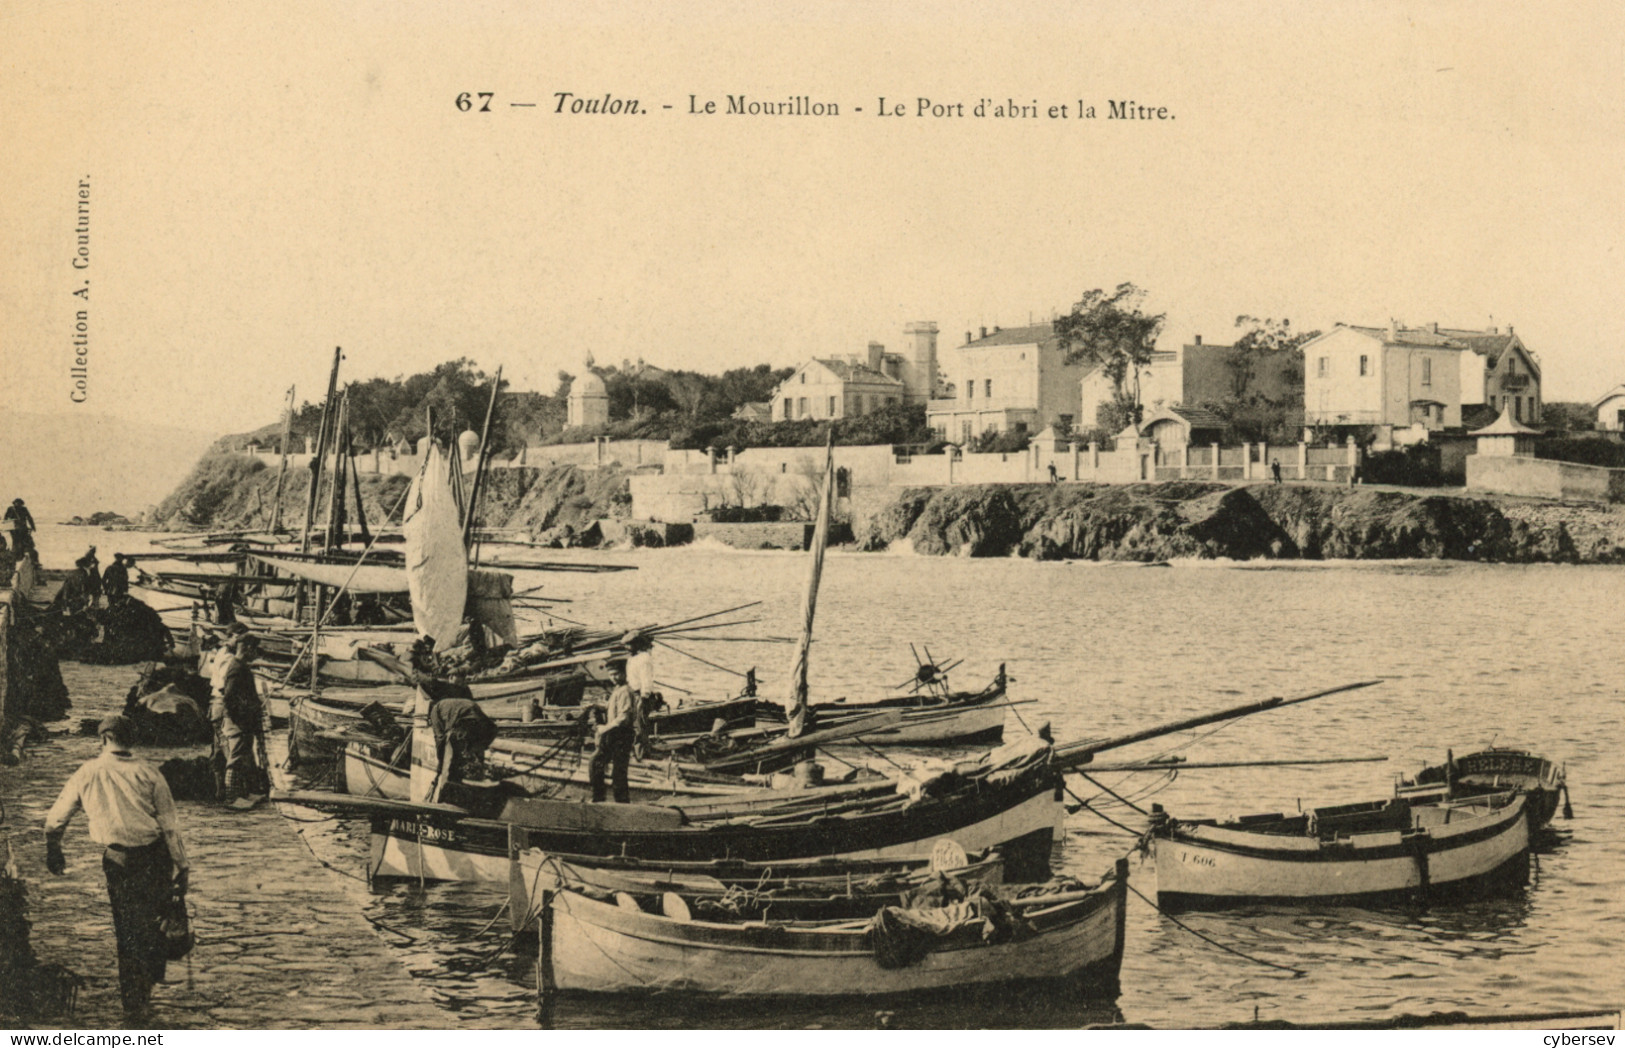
[1302,320,1542,443]
[926,323,1086,444]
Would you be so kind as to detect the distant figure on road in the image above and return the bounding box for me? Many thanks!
[4,498,36,556]
[1047,463,1059,483]
[1270,460,1283,484]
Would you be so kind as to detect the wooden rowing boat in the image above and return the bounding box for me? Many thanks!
[1397,747,1568,831]
[511,842,1006,928]
[535,857,1129,998]
[1151,792,1531,910]
[753,668,1011,747]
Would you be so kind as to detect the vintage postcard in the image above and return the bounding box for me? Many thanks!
[1,0,1620,1035]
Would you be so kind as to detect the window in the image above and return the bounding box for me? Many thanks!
[1514,396,1522,422]
[961,420,973,444]
[967,380,975,400]
[1359,355,1369,377]
[827,395,837,415]
[782,398,792,418]
[800,373,806,384]
[1317,357,1328,378]
[985,379,993,398]
[797,397,808,417]
[1422,358,1432,387]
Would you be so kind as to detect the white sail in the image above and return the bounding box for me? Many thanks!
[782,440,836,738]
[403,442,469,652]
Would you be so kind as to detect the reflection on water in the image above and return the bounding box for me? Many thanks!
[17,526,1625,1027]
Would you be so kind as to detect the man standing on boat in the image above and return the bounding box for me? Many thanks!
[590,660,635,803]
[44,714,190,1020]
[407,636,497,802]
[623,631,662,758]
[216,631,267,805]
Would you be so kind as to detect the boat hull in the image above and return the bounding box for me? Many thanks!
[1154,795,1531,910]
[541,865,1126,997]
[369,772,1065,885]
[757,679,1009,747]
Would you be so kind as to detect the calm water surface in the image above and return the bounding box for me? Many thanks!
[15,526,1625,1027]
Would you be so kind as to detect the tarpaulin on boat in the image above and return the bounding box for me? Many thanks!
[251,555,409,594]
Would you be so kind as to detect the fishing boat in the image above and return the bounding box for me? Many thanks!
[753,663,1012,747]
[511,840,1006,927]
[1397,747,1569,831]
[1150,791,1531,910]
[533,856,1129,999]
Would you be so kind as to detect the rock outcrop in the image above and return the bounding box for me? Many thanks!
[860,482,1625,565]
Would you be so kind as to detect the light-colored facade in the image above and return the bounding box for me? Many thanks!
[567,371,610,429]
[770,322,939,422]
[1592,384,1625,432]
[927,323,1085,443]
[1443,325,1542,424]
[1302,323,1467,439]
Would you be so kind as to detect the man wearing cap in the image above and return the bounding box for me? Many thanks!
[589,661,636,803]
[44,714,189,1019]
[216,631,267,804]
[4,498,36,556]
[102,553,131,602]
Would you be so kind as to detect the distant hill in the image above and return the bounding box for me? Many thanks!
[0,410,218,519]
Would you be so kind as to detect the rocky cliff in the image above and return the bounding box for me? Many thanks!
[150,454,633,537]
[858,482,1625,564]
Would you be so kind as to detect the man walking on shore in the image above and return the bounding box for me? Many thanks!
[44,714,190,1020]
[216,632,268,805]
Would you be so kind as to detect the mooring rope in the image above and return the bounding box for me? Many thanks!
[1124,879,1306,976]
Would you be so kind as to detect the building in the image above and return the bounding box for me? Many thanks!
[1141,405,1227,451]
[1302,322,1471,441]
[770,322,939,422]
[927,323,1085,443]
[566,371,610,429]
[1441,324,1542,424]
[1592,383,1625,432]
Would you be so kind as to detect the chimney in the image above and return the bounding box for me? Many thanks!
[965,330,973,344]
[1431,322,1439,334]
[993,325,1001,334]
[867,341,884,372]
[980,326,988,339]
[1387,318,1399,341]
[1506,324,1514,336]
[1194,334,1202,346]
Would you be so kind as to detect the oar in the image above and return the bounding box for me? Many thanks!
[1051,680,1383,772]
[1078,754,1388,773]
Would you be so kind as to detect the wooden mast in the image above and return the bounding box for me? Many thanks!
[462,366,503,555]
[300,347,343,554]
[784,430,836,738]
[268,385,295,533]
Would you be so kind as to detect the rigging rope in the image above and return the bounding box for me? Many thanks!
[1124,880,1306,977]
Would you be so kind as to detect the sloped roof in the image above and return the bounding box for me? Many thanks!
[1340,324,1462,348]
[1333,323,1540,377]
[812,358,904,386]
[1460,403,1500,430]
[1591,383,1625,408]
[962,323,1057,348]
[1469,405,1541,437]
[1143,405,1227,431]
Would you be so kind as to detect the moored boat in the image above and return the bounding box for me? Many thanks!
[534,857,1129,998]
[1151,792,1531,910]
[1397,747,1569,831]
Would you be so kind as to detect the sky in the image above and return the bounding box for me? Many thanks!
[3,0,1623,442]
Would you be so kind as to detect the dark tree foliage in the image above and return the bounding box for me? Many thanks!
[669,404,936,451]
[1054,283,1165,411]
[1197,316,1317,443]
[968,428,1032,454]
[1539,402,1597,434]
[1535,436,1625,468]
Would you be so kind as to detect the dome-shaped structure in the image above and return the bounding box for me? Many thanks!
[457,429,481,459]
[568,370,610,429]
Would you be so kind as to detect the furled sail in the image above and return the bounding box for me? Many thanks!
[250,555,408,594]
[403,442,468,652]
[782,439,836,738]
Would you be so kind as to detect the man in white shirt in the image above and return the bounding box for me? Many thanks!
[589,662,636,803]
[45,714,190,1019]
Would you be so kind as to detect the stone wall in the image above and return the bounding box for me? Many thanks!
[1468,455,1625,503]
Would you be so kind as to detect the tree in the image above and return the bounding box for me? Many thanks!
[1054,283,1165,423]
[1201,316,1319,443]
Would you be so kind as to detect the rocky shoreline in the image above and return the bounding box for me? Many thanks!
[149,454,1625,564]
[858,482,1625,564]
